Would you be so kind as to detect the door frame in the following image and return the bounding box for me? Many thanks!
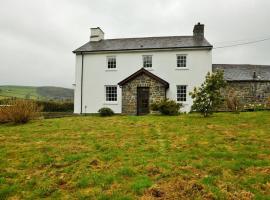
[136,87,150,115]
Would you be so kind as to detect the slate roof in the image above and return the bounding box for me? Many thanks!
[213,64,270,81]
[73,36,212,53]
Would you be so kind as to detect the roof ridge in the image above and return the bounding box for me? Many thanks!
[103,35,194,41]
[213,64,270,67]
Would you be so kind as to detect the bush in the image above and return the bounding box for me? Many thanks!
[267,97,270,109]
[226,89,241,113]
[243,103,268,111]
[190,70,226,117]
[0,100,42,124]
[36,101,74,112]
[0,98,74,112]
[98,107,114,117]
[151,99,182,115]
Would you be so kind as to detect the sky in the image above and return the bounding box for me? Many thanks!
[0,0,270,88]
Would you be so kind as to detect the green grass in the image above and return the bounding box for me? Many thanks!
[0,85,40,100]
[0,85,73,101]
[0,112,270,199]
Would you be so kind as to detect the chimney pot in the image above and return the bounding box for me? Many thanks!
[253,71,257,79]
[90,27,104,42]
[193,23,204,40]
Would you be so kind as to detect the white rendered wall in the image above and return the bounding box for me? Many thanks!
[74,49,212,114]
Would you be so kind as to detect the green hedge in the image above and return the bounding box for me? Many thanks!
[36,101,74,112]
[0,98,73,112]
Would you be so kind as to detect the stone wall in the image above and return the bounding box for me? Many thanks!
[121,74,166,115]
[221,81,270,110]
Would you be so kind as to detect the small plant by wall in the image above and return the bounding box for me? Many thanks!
[151,99,182,115]
[98,107,114,117]
[226,89,241,113]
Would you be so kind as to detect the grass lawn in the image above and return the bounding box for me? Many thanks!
[0,112,270,199]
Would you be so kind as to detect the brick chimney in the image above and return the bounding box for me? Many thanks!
[193,23,204,40]
[90,27,104,42]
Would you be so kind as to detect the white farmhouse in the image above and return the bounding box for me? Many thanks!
[73,23,212,115]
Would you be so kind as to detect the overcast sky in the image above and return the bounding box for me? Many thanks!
[1,0,269,88]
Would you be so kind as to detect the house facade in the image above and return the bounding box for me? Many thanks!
[73,23,213,115]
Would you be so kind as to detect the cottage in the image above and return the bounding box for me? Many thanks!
[73,23,212,114]
[213,64,270,106]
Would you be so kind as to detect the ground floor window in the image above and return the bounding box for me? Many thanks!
[105,86,117,102]
[177,85,187,102]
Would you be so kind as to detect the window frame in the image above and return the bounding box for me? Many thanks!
[142,55,153,68]
[104,85,118,103]
[176,54,187,68]
[107,56,117,69]
[176,85,187,102]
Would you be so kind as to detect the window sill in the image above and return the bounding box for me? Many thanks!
[175,67,189,70]
[105,69,117,72]
[178,102,188,106]
[104,102,118,105]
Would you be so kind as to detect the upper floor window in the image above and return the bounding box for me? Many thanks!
[177,55,187,68]
[107,56,116,69]
[177,85,187,102]
[143,55,152,68]
[105,86,117,102]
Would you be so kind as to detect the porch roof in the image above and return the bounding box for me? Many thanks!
[118,68,169,89]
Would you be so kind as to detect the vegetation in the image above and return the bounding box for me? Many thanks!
[0,98,74,113]
[0,85,73,101]
[36,86,74,100]
[151,99,182,115]
[267,97,270,108]
[0,99,42,124]
[98,107,115,117]
[226,89,241,113]
[36,101,74,112]
[0,112,270,199]
[190,70,226,117]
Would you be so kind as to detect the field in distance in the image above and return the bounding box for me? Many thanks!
[0,85,73,101]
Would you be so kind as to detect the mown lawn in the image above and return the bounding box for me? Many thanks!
[0,112,270,200]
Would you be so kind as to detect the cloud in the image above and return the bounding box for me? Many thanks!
[0,0,269,87]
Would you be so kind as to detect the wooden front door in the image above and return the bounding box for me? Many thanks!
[137,87,150,115]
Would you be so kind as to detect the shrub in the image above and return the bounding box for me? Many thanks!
[98,107,114,117]
[0,100,42,124]
[243,103,268,111]
[190,70,226,117]
[226,89,241,113]
[0,98,74,112]
[36,101,73,112]
[267,97,270,109]
[151,99,182,115]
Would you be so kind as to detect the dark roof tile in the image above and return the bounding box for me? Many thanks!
[213,64,270,81]
[73,36,212,53]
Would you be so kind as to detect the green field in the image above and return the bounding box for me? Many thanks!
[0,86,39,100]
[0,85,73,101]
[0,112,270,199]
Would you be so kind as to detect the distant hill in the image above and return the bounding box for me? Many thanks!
[0,85,73,101]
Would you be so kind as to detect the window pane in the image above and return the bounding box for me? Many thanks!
[107,57,116,69]
[106,86,117,101]
[177,85,187,101]
[177,55,186,67]
[143,55,152,68]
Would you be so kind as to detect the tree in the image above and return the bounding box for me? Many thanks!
[189,70,226,117]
